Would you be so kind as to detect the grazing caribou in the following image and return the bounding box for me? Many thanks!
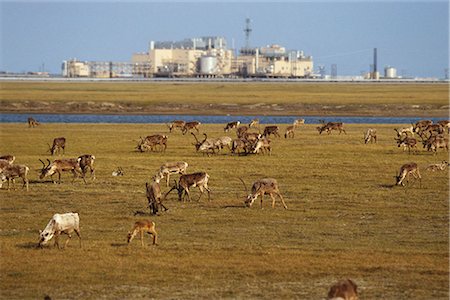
[437,120,450,133]
[77,154,95,182]
[327,279,358,300]
[166,172,211,202]
[364,128,377,144]
[28,117,40,128]
[251,136,272,155]
[38,212,81,249]
[240,178,287,209]
[191,133,217,156]
[317,122,346,135]
[137,134,168,152]
[146,177,168,215]
[127,220,158,246]
[167,120,186,133]
[263,125,280,138]
[412,120,433,135]
[182,121,201,135]
[39,158,82,184]
[48,137,66,155]
[224,121,241,132]
[0,163,29,191]
[156,161,188,187]
[395,162,421,187]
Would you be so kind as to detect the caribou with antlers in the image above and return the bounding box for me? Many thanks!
[240,178,287,209]
[191,133,217,156]
[39,158,82,184]
[317,122,347,135]
[136,134,168,152]
[166,172,211,202]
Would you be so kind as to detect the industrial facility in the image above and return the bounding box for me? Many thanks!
[62,36,314,79]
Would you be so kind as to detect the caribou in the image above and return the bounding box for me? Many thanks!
[426,160,449,172]
[48,137,66,155]
[0,163,29,191]
[248,119,260,128]
[224,121,241,132]
[136,134,168,152]
[156,161,188,187]
[182,121,201,135]
[236,126,249,138]
[395,136,418,154]
[38,212,81,249]
[251,136,272,155]
[167,120,186,133]
[412,120,433,135]
[327,279,359,300]
[0,155,15,165]
[39,158,82,184]
[78,154,95,182]
[166,172,211,202]
[364,128,377,144]
[146,177,168,215]
[28,117,40,128]
[240,178,287,209]
[263,125,280,138]
[317,122,346,135]
[191,133,217,156]
[127,220,158,246]
[395,162,421,187]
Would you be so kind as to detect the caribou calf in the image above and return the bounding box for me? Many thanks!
[395,162,421,187]
[127,220,158,246]
[240,178,287,209]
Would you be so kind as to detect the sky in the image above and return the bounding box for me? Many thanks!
[0,1,448,78]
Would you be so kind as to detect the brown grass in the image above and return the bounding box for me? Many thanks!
[0,122,448,299]
[1,82,448,116]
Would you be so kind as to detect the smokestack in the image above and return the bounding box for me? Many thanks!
[373,48,377,74]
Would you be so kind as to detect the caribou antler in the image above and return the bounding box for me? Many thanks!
[191,132,200,143]
[238,177,248,193]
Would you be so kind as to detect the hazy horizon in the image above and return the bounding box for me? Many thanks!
[1,1,448,78]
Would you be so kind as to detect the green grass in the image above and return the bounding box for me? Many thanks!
[0,123,448,299]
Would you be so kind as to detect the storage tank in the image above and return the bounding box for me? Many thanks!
[384,66,397,78]
[200,55,217,74]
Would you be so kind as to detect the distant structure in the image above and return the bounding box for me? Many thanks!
[62,19,313,78]
[371,48,379,79]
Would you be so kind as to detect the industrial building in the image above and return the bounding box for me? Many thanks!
[62,36,313,78]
